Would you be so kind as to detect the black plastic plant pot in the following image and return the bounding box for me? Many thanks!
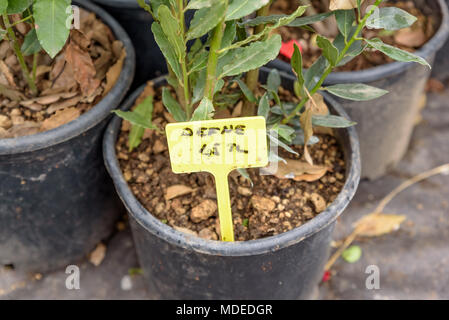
[433,0,449,81]
[0,0,135,273]
[91,0,166,88]
[103,69,361,299]
[268,0,449,180]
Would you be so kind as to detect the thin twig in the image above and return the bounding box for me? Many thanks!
[325,163,449,271]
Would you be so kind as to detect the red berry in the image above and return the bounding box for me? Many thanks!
[322,270,331,282]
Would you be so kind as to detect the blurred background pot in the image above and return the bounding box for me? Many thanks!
[0,0,135,272]
[103,69,361,299]
[268,0,449,179]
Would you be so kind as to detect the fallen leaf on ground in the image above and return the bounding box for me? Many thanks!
[165,185,194,200]
[0,60,16,88]
[89,243,107,266]
[394,27,427,48]
[329,0,363,10]
[275,159,330,182]
[46,96,82,114]
[104,47,126,95]
[40,107,81,131]
[354,213,406,237]
[65,42,101,96]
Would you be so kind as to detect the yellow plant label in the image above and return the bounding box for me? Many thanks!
[166,117,268,242]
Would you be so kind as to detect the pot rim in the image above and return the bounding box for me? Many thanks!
[92,0,141,9]
[0,0,136,155]
[103,69,361,257]
[273,0,449,84]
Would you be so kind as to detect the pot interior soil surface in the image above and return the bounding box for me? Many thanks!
[273,0,439,70]
[115,83,347,241]
[0,9,126,139]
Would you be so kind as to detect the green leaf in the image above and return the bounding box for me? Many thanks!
[342,245,362,263]
[226,0,270,21]
[267,69,281,93]
[305,56,329,91]
[33,0,71,58]
[257,92,270,119]
[316,35,339,66]
[312,114,356,128]
[128,95,154,152]
[272,124,295,143]
[325,83,388,101]
[218,34,282,78]
[21,29,42,56]
[0,0,7,14]
[189,50,208,74]
[187,0,226,40]
[335,10,355,40]
[267,129,298,155]
[162,87,187,122]
[289,11,334,27]
[152,22,182,80]
[241,11,333,28]
[221,21,237,49]
[7,0,32,14]
[186,0,214,10]
[365,38,430,68]
[113,109,158,130]
[158,5,185,59]
[235,78,257,103]
[366,7,417,31]
[137,0,153,15]
[292,130,320,145]
[191,97,215,121]
[291,43,304,91]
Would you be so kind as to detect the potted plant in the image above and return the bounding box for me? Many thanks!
[0,0,135,272]
[267,0,449,179]
[104,0,426,299]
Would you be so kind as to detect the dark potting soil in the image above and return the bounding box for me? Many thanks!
[272,0,438,70]
[0,9,125,139]
[115,82,346,241]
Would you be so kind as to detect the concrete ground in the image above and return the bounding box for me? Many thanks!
[1,87,448,300]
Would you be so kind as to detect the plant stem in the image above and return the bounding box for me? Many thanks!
[2,14,37,96]
[242,3,271,116]
[283,0,383,124]
[32,52,38,83]
[178,0,191,117]
[203,2,228,101]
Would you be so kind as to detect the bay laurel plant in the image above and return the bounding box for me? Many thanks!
[116,0,429,171]
[0,0,73,96]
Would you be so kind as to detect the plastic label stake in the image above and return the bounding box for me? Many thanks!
[166,116,268,242]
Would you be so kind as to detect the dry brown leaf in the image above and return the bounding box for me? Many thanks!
[354,213,406,237]
[232,100,243,117]
[329,0,363,10]
[310,93,329,116]
[104,47,126,95]
[165,185,194,200]
[40,107,81,131]
[65,42,101,96]
[50,55,77,90]
[0,84,25,101]
[9,121,41,138]
[89,243,106,266]
[275,159,330,182]
[46,96,82,114]
[300,106,314,165]
[0,60,16,88]
[394,27,427,47]
[36,65,52,78]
